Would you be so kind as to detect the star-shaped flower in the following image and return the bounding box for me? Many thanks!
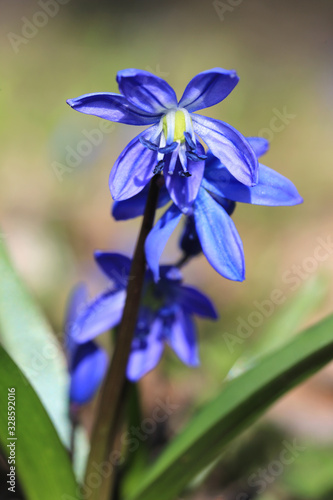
[67,68,258,212]
[70,252,217,381]
[113,138,303,282]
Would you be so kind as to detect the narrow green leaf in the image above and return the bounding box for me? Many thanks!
[0,238,88,479]
[121,384,150,499]
[0,346,80,500]
[252,273,328,357]
[128,313,333,500]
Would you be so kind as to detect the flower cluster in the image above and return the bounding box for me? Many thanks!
[65,68,302,400]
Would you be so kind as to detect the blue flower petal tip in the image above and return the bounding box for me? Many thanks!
[64,286,108,406]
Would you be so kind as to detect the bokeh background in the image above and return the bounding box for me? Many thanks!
[1,1,333,498]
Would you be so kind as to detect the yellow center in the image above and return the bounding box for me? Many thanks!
[163,110,188,143]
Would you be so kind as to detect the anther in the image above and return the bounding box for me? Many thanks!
[158,142,178,154]
[139,136,159,151]
[184,132,196,151]
[153,160,165,175]
[186,151,207,162]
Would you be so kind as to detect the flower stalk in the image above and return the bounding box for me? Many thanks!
[83,175,161,500]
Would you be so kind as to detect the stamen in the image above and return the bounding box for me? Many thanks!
[178,144,192,177]
[184,132,196,151]
[155,108,199,178]
[139,136,159,151]
[159,142,178,154]
[153,160,165,175]
[168,149,179,175]
[182,108,195,143]
[157,133,166,163]
[178,143,187,170]
[165,110,176,145]
[186,151,207,162]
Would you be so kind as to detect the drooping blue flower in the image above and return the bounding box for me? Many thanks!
[67,68,258,213]
[64,284,108,405]
[113,137,303,282]
[70,252,217,381]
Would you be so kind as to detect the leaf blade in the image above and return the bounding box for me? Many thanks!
[0,346,79,500]
[0,237,88,479]
[128,313,333,500]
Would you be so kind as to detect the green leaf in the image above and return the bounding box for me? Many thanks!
[251,273,328,357]
[0,346,80,500]
[0,238,89,479]
[127,313,333,500]
[121,384,150,499]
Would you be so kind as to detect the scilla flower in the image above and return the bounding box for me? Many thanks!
[113,138,303,282]
[70,252,217,381]
[65,284,108,405]
[67,68,258,212]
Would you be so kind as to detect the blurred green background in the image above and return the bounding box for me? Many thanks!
[1,0,333,498]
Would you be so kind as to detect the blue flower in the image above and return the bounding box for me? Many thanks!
[113,137,303,282]
[64,284,108,405]
[67,68,258,212]
[70,252,217,381]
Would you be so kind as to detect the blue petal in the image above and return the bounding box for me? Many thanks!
[194,188,245,281]
[126,317,164,381]
[72,289,126,343]
[177,285,218,319]
[117,69,177,114]
[164,142,205,213]
[94,252,131,287]
[192,115,258,186]
[178,68,239,113]
[145,204,183,282]
[70,342,108,405]
[110,126,159,200]
[112,184,170,221]
[210,194,236,216]
[167,308,199,366]
[203,163,303,206]
[66,93,160,125]
[246,137,270,158]
[65,283,88,332]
